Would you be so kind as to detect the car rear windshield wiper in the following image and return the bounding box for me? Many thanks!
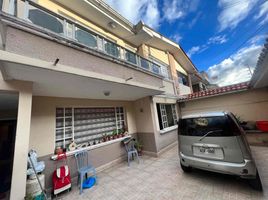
[199,129,223,141]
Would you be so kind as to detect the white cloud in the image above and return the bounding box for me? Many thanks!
[105,0,160,28]
[187,45,208,57]
[162,0,200,22]
[171,34,182,43]
[187,46,200,57]
[254,1,268,25]
[218,0,257,31]
[207,44,262,86]
[187,35,227,57]
[208,35,228,44]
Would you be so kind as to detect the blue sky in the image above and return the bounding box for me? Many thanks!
[105,0,268,86]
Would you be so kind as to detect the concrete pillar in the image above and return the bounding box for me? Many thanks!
[167,53,178,95]
[188,74,193,93]
[137,44,149,58]
[10,89,32,200]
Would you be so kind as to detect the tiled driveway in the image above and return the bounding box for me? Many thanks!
[60,145,268,200]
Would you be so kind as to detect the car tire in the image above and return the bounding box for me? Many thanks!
[180,162,192,173]
[248,171,262,191]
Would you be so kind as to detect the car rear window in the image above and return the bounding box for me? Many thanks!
[178,115,240,137]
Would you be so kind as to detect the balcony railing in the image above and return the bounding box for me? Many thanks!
[17,0,170,79]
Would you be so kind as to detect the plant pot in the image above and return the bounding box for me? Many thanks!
[137,150,142,156]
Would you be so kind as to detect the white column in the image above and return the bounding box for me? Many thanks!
[10,89,33,200]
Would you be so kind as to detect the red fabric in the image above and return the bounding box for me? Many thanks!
[53,165,71,191]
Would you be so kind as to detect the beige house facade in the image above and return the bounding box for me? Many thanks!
[0,0,197,199]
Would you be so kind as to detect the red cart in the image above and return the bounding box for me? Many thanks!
[53,153,71,196]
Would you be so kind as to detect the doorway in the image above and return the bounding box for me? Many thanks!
[0,92,18,200]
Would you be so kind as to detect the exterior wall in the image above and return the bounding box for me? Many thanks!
[149,46,169,65]
[175,59,187,75]
[180,87,268,121]
[134,97,157,153]
[29,96,137,157]
[163,80,176,95]
[5,27,163,89]
[0,75,33,200]
[178,83,192,95]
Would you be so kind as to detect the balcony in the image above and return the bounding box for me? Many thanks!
[14,0,170,79]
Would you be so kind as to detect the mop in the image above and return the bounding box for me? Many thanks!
[28,152,51,200]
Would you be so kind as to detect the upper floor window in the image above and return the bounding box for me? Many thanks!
[28,6,64,34]
[177,71,189,86]
[104,40,120,58]
[75,27,97,48]
[156,104,177,130]
[125,49,137,65]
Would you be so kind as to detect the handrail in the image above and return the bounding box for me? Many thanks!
[19,0,170,79]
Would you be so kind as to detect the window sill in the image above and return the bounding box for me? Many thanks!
[160,125,178,135]
[51,135,131,160]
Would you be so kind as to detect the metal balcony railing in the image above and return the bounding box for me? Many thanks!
[17,0,171,79]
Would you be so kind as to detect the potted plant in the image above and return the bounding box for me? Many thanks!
[112,130,117,139]
[102,133,107,142]
[134,140,143,156]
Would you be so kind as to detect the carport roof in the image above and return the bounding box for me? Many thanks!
[250,38,268,88]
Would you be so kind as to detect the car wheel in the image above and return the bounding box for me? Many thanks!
[248,171,262,191]
[180,162,192,173]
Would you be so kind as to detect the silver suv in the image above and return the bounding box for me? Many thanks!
[178,111,262,190]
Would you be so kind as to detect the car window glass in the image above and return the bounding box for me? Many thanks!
[179,116,236,137]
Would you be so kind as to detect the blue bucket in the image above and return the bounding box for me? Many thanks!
[82,177,96,189]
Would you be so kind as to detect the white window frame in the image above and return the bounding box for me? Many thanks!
[157,103,178,132]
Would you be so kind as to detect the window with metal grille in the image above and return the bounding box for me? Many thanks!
[55,107,125,149]
[156,104,177,130]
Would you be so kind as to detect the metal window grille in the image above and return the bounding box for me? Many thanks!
[55,107,125,149]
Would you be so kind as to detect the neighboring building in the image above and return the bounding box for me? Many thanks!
[0,0,197,198]
[191,71,218,93]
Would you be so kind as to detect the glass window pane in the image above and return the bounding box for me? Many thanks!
[152,63,160,74]
[125,50,137,64]
[179,116,234,137]
[28,7,63,34]
[104,41,119,57]
[0,0,3,10]
[75,27,97,48]
[140,58,149,69]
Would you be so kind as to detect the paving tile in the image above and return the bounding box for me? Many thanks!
[55,145,268,200]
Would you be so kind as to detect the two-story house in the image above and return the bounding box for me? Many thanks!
[0,0,198,198]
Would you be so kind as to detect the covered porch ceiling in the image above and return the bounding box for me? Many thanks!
[1,61,164,101]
